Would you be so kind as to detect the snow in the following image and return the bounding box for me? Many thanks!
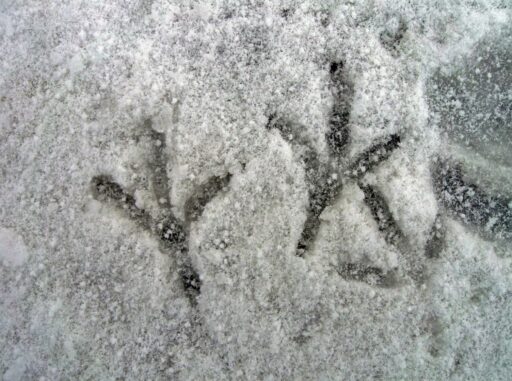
[0,1,511,379]
[0,228,28,267]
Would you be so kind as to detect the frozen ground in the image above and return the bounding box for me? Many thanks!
[1,1,511,380]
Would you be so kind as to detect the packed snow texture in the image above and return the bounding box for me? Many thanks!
[1,1,511,380]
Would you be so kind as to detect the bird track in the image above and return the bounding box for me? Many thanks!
[90,60,512,300]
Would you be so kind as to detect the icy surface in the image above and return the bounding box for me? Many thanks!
[0,1,511,380]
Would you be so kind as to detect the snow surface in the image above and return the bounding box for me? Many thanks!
[0,228,28,267]
[0,1,511,380]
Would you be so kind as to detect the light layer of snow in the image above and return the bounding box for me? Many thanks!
[0,1,510,380]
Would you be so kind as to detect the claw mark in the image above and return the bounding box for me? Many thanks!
[296,175,341,255]
[425,215,445,259]
[348,134,401,178]
[145,120,171,208]
[266,115,341,255]
[184,174,232,223]
[268,113,403,281]
[91,174,198,301]
[359,183,402,247]
[334,262,399,288]
[275,128,401,258]
[326,61,353,156]
[91,122,233,304]
[265,114,324,187]
[268,62,355,256]
[267,63,404,283]
[91,175,151,227]
[433,161,512,239]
